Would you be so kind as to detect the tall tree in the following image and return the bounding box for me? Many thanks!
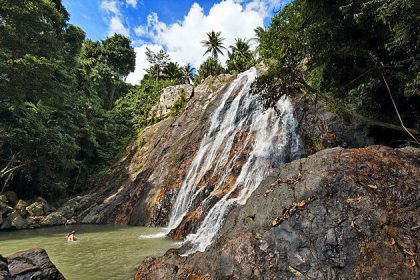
[201,31,226,60]
[145,48,170,80]
[80,34,135,109]
[0,0,84,197]
[162,62,184,83]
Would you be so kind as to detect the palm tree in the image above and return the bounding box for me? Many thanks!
[162,62,183,82]
[227,38,255,73]
[201,31,226,60]
[229,38,253,60]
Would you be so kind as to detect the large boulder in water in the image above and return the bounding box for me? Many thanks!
[6,248,64,280]
[135,146,419,280]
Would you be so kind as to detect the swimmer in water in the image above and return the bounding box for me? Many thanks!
[66,230,77,242]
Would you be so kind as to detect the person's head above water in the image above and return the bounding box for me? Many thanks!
[71,230,76,234]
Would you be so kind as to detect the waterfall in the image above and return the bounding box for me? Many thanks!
[167,67,302,254]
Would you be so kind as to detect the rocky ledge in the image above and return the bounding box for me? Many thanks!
[0,248,64,280]
[135,146,419,279]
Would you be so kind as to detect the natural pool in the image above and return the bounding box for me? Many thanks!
[0,225,178,280]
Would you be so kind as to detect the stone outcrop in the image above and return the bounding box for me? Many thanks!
[149,84,194,120]
[294,98,374,154]
[2,248,64,280]
[135,146,419,280]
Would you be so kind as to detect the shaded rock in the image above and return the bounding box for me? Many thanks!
[294,99,374,154]
[3,211,27,230]
[41,212,67,226]
[7,248,64,280]
[3,192,18,206]
[0,255,12,280]
[0,202,13,216]
[136,146,419,280]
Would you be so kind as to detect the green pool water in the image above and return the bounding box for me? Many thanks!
[0,225,179,280]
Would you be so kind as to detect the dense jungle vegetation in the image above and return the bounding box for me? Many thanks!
[254,0,419,145]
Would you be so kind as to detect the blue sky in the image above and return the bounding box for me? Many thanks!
[63,0,289,84]
[63,0,232,41]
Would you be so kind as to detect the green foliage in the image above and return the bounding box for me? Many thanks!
[0,0,135,200]
[114,78,176,131]
[144,48,195,84]
[227,38,255,73]
[79,34,135,109]
[145,48,170,80]
[197,57,226,82]
[254,0,420,134]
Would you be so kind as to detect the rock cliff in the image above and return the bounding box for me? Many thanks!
[135,146,419,279]
[61,74,236,226]
[52,70,375,231]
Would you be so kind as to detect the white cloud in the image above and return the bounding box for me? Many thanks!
[126,44,163,84]
[100,0,120,16]
[128,0,281,84]
[126,0,137,8]
[100,0,130,37]
[108,16,130,37]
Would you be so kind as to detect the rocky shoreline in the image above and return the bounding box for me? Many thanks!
[0,192,80,231]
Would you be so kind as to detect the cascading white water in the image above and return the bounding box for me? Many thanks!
[167,67,302,254]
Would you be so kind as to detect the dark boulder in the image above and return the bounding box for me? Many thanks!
[0,255,13,280]
[6,248,65,280]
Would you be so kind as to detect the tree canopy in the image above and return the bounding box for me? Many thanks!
[254,0,419,144]
[0,0,135,200]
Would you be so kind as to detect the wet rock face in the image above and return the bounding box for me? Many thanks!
[4,248,65,280]
[135,146,419,280]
